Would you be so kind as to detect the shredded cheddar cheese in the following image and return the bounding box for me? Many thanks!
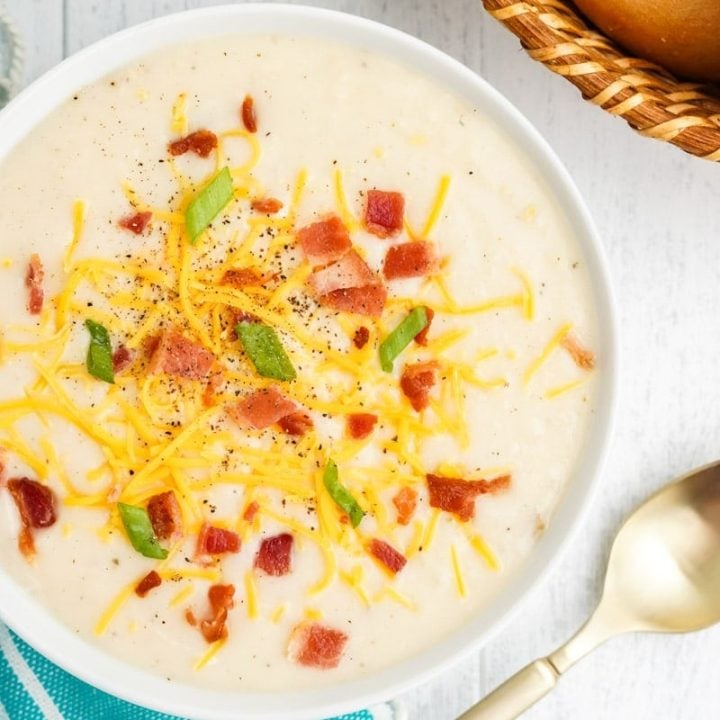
[271,604,288,623]
[451,544,467,598]
[63,199,87,273]
[464,527,500,571]
[0,93,597,672]
[524,323,573,385]
[94,582,136,636]
[304,607,323,621]
[421,174,451,239]
[169,585,195,608]
[193,639,227,671]
[244,570,259,620]
[545,378,586,399]
[333,167,359,231]
[171,92,188,135]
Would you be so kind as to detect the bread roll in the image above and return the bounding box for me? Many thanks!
[574,0,720,83]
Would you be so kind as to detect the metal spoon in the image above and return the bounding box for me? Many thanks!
[459,460,720,719]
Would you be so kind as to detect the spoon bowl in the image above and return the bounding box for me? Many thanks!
[460,459,720,719]
[603,461,720,633]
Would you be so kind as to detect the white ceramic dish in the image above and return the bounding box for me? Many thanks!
[0,5,618,719]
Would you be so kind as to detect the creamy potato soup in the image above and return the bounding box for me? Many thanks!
[0,35,598,690]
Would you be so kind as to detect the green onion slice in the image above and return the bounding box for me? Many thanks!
[185,166,233,243]
[323,458,365,528]
[236,321,296,381]
[84,319,115,384]
[117,502,168,560]
[378,307,428,372]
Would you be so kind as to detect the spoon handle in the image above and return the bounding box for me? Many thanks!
[457,606,618,720]
[455,658,559,720]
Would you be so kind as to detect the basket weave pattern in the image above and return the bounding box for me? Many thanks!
[483,0,720,161]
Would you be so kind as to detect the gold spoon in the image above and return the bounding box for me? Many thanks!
[459,459,720,719]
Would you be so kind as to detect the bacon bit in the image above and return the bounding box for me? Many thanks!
[148,329,215,380]
[185,609,197,627]
[16,526,34,558]
[168,129,218,158]
[135,570,162,598]
[225,307,259,338]
[392,486,418,525]
[201,615,227,643]
[353,326,370,349]
[241,95,258,133]
[118,211,152,235]
[255,533,294,576]
[112,345,133,374]
[200,584,235,643]
[347,413,378,440]
[221,268,272,289]
[297,215,352,267]
[288,622,348,669]
[209,583,235,612]
[7,478,57,559]
[227,386,298,430]
[368,538,407,574]
[243,501,260,522]
[426,473,511,521]
[196,523,241,556]
[561,333,596,370]
[8,478,56,528]
[25,254,44,315]
[400,361,440,412]
[365,190,405,238]
[277,412,314,436]
[0,448,6,485]
[147,491,183,540]
[142,333,161,359]
[383,241,438,280]
[232,309,259,324]
[307,248,387,317]
[414,307,434,346]
[251,197,283,214]
[321,285,387,318]
[308,249,376,296]
[202,368,224,408]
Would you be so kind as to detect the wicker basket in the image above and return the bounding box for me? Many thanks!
[483,0,720,161]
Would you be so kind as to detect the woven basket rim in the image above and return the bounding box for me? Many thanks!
[483,0,720,161]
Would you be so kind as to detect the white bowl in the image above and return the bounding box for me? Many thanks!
[0,4,618,719]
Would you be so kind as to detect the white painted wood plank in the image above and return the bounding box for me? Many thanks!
[15,1,720,718]
[3,0,63,84]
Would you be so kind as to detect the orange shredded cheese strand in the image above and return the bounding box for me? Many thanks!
[193,639,227,671]
[451,544,467,598]
[524,323,573,385]
[420,174,451,238]
[63,199,87,272]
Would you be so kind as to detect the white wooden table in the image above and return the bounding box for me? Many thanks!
[5,1,720,718]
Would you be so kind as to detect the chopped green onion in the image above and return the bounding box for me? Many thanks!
[185,166,233,243]
[378,307,428,372]
[323,458,364,527]
[84,319,115,384]
[236,321,296,381]
[117,502,168,560]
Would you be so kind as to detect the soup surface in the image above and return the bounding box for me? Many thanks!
[0,35,598,690]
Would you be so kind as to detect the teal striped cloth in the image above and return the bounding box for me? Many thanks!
[0,625,389,719]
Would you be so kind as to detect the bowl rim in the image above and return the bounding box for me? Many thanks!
[0,4,619,719]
